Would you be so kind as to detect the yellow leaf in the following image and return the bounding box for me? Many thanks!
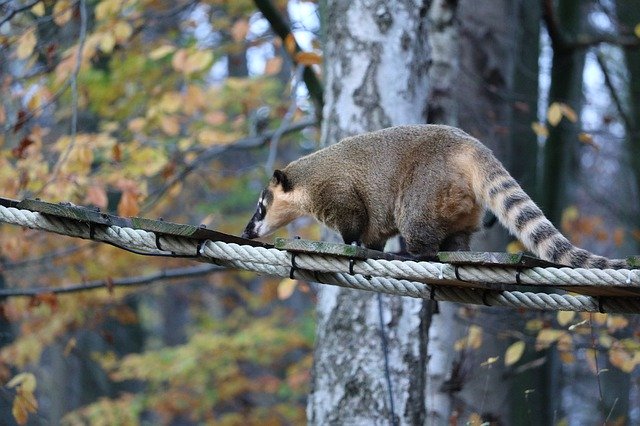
[16,31,37,60]
[547,102,563,126]
[31,2,45,16]
[7,373,37,392]
[95,0,122,20]
[469,325,482,349]
[505,341,525,366]
[535,328,564,351]
[85,185,108,209]
[295,51,322,65]
[150,44,176,60]
[184,85,206,114]
[53,0,73,26]
[557,310,575,326]
[113,21,133,43]
[607,315,629,332]
[99,32,116,54]
[159,92,182,113]
[592,312,607,325]
[277,279,297,300]
[184,50,213,74]
[635,23,640,38]
[531,121,548,138]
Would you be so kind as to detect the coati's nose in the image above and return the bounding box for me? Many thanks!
[241,224,257,239]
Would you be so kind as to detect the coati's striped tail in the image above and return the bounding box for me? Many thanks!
[473,156,627,269]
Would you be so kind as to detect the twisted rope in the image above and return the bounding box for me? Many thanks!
[2,204,640,313]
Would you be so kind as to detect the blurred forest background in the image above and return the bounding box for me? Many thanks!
[0,0,639,424]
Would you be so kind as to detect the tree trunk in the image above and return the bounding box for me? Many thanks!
[308,1,431,424]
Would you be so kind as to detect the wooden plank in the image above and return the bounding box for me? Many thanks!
[274,238,409,261]
[0,197,19,208]
[131,217,272,248]
[16,199,131,227]
[627,256,640,268]
[437,251,560,268]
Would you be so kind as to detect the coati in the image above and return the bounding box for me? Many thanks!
[241,124,628,269]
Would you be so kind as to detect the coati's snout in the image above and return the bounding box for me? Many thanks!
[241,170,303,240]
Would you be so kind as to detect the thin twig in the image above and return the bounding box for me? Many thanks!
[265,63,305,173]
[595,51,633,131]
[47,0,87,183]
[0,263,226,297]
[0,0,42,27]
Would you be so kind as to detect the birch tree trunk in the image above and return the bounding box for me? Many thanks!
[308,1,432,424]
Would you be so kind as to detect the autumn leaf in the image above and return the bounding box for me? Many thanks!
[506,240,525,254]
[149,44,176,60]
[85,185,108,209]
[265,56,283,75]
[531,121,548,138]
[31,2,45,16]
[277,279,297,300]
[113,21,133,43]
[16,31,37,60]
[557,310,575,327]
[118,189,140,217]
[8,373,38,426]
[53,0,74,26]
[547,102,563,126]
[535,328,564,351]
[635,23,640,38]
[295,51,322,65]
[578,132,598,150]
[505,341,525,366]
[284,33,297,55]
[560,103,577,122]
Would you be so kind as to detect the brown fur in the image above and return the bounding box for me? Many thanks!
[242,124,628,268]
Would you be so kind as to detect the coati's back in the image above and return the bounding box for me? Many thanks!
[244,124,629,269]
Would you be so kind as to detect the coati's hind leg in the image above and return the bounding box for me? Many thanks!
[439,232,471,252]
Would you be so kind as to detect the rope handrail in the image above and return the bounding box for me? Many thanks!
[1,200,640,313]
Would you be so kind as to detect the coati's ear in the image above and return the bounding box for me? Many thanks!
[272,169,293,192]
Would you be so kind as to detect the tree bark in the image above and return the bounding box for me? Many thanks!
[308,1,431,424]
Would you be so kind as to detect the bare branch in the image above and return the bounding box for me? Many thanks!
[264,63,305,173]
[0,0,42,27]
[595,51,632,132]
[142,116,317,212]
[0,264,226,297]
[542,0,639,51]
[44,0,87,191]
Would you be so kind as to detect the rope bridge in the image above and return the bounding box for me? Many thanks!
[1,197,640,313]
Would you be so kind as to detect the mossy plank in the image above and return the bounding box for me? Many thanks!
[437,251,560,268]
[275,238,409,260]
[627,256,640,268]
[16,199,130,227]
[131,217,272,248]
